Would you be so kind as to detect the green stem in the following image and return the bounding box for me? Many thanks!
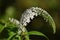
[25,35,30,40]
[7,33,16,40]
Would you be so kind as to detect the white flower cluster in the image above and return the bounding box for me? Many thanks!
[9,18,26,35]
[9,18,20,25]
[20,7,43,26]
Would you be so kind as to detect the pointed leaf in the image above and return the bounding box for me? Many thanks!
[28,31,49,40]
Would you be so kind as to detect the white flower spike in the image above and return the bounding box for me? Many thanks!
[20,7,56,33]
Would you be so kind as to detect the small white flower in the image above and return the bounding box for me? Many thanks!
[18,30,22,34]
[9,18,14,22]
[26,19,30,23]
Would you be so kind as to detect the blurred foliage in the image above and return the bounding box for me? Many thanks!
[3,6,17,20]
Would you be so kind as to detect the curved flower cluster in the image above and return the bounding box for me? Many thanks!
[20,7,43,26]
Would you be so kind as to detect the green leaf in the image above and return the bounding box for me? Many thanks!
[0,24,5,33]
[28,31,49,40]
[0,23,5,33]
[12,35,22,40]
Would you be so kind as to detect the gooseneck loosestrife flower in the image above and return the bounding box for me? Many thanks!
[9,7,56,35]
